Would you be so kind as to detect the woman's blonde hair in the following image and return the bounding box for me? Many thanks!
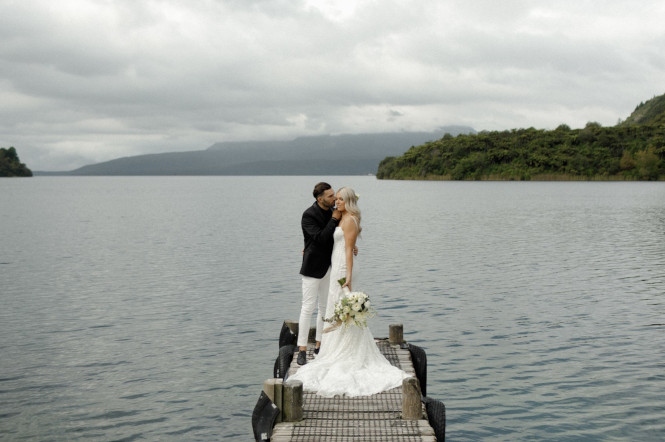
[337,187,362,233]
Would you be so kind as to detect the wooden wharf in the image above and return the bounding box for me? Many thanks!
[254,323,445,441]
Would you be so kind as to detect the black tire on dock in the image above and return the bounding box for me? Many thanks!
[423,396,446,442]
[251,391,280,441]
[275,344,296,379]
[407,343,427,397]
[278,321,297,348]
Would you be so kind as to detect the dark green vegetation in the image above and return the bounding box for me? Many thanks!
[377,94,665,181]
[0,147,32,177]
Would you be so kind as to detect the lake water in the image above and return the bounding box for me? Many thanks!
[1,176,664,441]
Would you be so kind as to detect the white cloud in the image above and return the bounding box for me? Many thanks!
[1,0,664,170]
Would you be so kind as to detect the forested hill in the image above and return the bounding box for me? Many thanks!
[52,127,473,176]
[620,94,665,126]
[1,147,32,177]
[377,94,665,181]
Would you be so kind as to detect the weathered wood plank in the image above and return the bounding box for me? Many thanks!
[271,419,435,440]
[272,435,436,442]
[273,419,434,432]
[270,335,436,441]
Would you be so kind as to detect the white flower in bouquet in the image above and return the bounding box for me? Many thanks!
[323,278,376,332]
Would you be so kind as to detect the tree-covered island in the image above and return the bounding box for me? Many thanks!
[377,94,665,181]
[1,147,33,177]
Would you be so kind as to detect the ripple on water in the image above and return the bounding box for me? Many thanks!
[2,178,664,441]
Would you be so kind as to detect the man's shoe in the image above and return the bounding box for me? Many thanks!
[314,347,320,355]
[297,350,307,365]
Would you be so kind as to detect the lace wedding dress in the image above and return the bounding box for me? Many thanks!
[289,226,408,397]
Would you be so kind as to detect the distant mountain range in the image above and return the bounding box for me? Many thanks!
[36,126,475,176]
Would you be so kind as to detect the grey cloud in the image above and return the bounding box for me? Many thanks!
[1,0,664,170]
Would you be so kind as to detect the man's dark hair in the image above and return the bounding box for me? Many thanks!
[313,182,332,199]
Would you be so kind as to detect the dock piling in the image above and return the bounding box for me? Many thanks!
[262,378,285,423]
[274,380,283,423]
[402,376,422,420]
[283,320,299,338]
[282,320,316,344]
[282,380,303,422]
[389,323,404,344]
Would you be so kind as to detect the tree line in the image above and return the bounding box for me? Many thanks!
[377,123,665,181]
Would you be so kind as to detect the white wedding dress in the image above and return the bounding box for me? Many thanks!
[289,226,408,397]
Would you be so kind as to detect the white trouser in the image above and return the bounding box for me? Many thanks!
[297,267,331,347]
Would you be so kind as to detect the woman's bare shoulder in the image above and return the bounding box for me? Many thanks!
[341,215,359,233]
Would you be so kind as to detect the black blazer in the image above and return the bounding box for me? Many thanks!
[300,202,338,278]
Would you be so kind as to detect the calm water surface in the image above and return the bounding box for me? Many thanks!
[1,177,664,441]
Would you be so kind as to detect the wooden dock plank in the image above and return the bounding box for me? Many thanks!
[271,338,437,441]
[271,420,436,441]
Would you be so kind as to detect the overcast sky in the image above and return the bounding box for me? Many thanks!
[2,0,664,171]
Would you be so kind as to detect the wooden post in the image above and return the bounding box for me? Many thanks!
[262,379,278,403]
[402,376,422,420]
[284,320,316,344]
[389,323,404,345]
[283,380,303,422]
[274,379,283,423]
[284,320,299,338]
[263,378,284,423]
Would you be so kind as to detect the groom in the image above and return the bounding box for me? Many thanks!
[296,182,341,365]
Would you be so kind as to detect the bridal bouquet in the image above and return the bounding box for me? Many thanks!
[323,278,375,333]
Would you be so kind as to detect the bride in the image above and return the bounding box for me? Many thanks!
[288,187,408,397]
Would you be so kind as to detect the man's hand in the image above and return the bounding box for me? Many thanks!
[332,209,341,220]
[353,245,358,256]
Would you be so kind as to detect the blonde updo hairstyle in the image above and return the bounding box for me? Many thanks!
[337,186,362,233]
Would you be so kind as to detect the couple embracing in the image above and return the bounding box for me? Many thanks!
[290,182,408,398]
